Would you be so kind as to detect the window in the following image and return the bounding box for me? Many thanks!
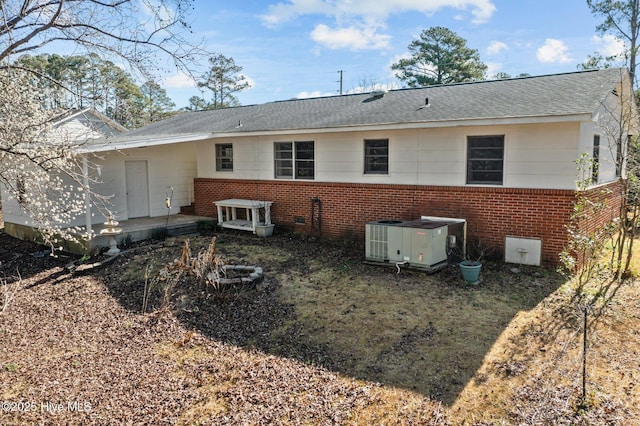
[364,139,388,174]
[592,135,600,183]
[215,143,233,171]
[466,135,504,185]
[274,141,314,179]
[294,141,314,179]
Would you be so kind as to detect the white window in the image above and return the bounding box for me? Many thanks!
[215,143,233,172]
[466,135,504,185]
[364,139,388,174]
[274,141,314,179]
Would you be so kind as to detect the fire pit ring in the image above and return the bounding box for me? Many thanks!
[209,265,264,287]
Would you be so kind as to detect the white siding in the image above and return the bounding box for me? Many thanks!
[585,90,631,185]
[198,122,592,190]
[508,122,581,188]
[90,142,198,223]
[0,182,26,227]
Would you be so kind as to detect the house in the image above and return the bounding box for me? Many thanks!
[2,106,206,251]
[3,69,635,263]
[1,108,128,247]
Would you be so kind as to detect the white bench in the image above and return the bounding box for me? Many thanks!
[214,199,273,234]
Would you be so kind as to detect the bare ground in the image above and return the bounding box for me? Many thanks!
[1,226,638,425]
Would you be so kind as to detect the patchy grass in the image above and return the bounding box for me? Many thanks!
[1,230,638,424]
[271,261,560,403]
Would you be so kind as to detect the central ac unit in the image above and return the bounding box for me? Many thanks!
[365,216,466,272]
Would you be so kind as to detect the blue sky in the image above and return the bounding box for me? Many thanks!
[161,0,623,109]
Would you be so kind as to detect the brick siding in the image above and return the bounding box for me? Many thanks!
[194,178,622,265]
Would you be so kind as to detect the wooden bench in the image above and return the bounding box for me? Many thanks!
[214,199,273,234]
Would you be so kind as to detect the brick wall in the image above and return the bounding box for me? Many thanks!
[581,180,623,235]
[194,178,622,264]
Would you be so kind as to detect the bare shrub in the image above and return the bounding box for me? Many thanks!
[142,238,225,313]
[1,271,21,314]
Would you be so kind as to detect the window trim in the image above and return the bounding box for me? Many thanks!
[466,135,505,185]
[364,138,389,175]
[274,140,315,180]
[294,140,315,180]
[592,134,600,183]
[215,143,233,172]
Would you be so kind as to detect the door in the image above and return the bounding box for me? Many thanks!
[125,160,150,218]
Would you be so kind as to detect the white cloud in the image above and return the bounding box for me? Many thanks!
[260,0,497,50]
[485,62,503,76]
[310,24,391,50]
[295,90,336,99]
[163,72,254,92]
[262,0,496,25]
[163,71,197,89]
[593,34,626,58]
[536,38,572,64]
[242,75,256,90]
[487,40,508,55]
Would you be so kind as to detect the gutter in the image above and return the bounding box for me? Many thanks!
[76,133,213,153]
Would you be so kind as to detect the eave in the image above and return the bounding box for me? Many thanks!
[77,112,594,152]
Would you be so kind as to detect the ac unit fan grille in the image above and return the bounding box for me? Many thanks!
[368,224,388,260]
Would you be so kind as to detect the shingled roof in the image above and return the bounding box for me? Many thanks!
[105,68,629,144]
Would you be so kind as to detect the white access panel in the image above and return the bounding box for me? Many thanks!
[505,236,542,266]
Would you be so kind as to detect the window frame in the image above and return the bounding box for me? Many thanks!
[364,139,389,175]
[215,143,234,172]
[466,135,505,185]
[592,134,600,183]
[274,141,315,180]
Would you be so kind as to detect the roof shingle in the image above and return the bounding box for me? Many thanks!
[120,68,629,139]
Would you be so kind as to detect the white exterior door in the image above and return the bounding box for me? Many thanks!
[125,160,150,218]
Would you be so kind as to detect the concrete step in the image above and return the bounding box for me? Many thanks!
[167,222,199,236]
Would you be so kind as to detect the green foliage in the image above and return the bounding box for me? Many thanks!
[188,54,250,110]
[559,154,611,284]
[577,51,616,71]
[391,26,487,87]
[13,53,176,128]
[197,220,218,233]
[586,0,639,82]
[491,72,512,80]
[140,81,177,123]
[118,234,134,249]
[150,228,169,241]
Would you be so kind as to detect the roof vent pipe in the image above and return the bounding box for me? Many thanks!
[417,97,431,110]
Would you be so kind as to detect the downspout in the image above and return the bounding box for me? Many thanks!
[83,155,93,240]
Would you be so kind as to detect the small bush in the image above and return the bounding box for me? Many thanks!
[118,234,134,249]
[197,220,217,233]
[150,227,168,241]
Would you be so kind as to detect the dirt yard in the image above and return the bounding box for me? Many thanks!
[1,227,638,425]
